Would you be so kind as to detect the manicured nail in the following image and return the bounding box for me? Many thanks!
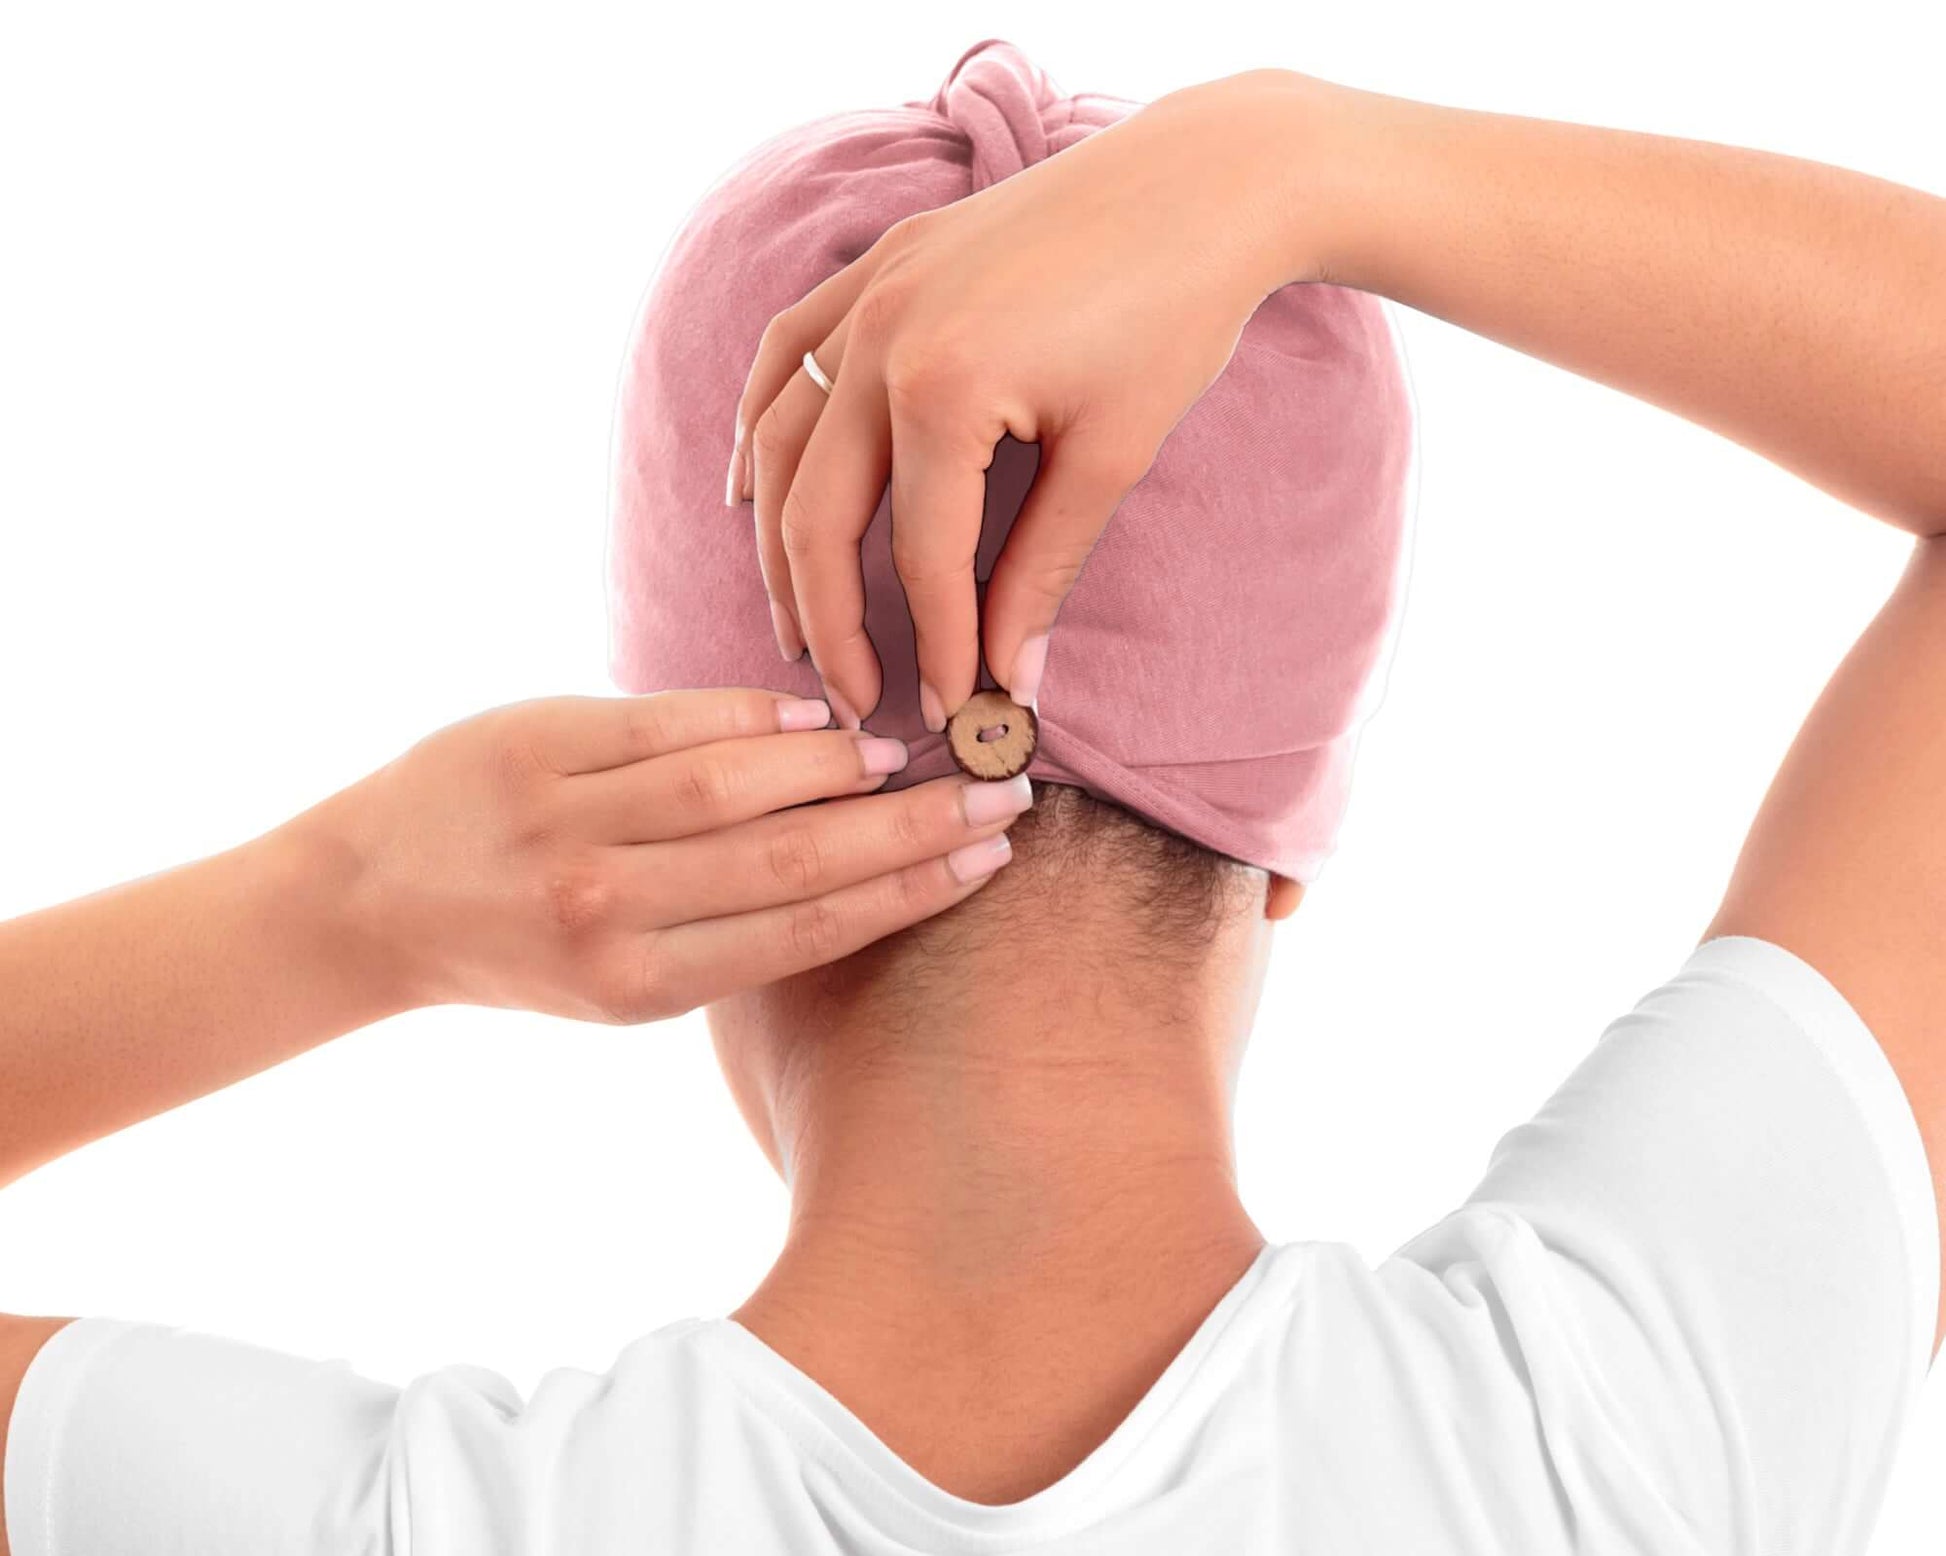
[961,772,1033,826]
[725,430,746,507]
[1009,633,1048,710]
[947,832,1011,883]
[775,697,829,732]
[856,735,909,776]
[825,682,862,731]
[918,679,947,734]
[770,600,806,662]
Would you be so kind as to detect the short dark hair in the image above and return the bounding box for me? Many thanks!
[849,782,1264,1009]
[1005,781,1262,949]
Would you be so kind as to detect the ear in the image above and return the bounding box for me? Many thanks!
[1264,874,1305,921]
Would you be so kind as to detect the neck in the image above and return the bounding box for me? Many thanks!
[728,938,1268,1501]
[792,1042,1255,1272]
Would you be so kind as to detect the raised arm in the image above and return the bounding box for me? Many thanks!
[1299,83,1946,1354]
[1304,82,1945,534]
[737,70,1946,1343]
[0,690,1028,1553]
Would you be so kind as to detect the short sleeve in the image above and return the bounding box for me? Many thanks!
[4,1318,409,1555]
[1392,934,1938,1555]
[3,1314,656,1556]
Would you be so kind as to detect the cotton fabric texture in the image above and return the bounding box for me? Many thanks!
[8,936,1937,1552]
[606,39,1415,882]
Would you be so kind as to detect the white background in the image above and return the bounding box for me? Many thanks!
[1,0,1940,1546]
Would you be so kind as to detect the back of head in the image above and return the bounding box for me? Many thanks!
[607,41,1414,1008]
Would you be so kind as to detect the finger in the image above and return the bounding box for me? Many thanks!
[731,260,878,507]
[980,431,1145,709]
[887,392,1000,733]
[782,340,894,729]
[564,728,910,843]
[527,689,833,775]
[750,330,847,669]
[626,832,1014,1010]
[617,771,1033,924]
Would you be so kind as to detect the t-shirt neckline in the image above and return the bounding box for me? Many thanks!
[697,1242,1298,1547]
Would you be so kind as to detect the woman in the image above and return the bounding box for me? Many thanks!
[2,41,1940,1555]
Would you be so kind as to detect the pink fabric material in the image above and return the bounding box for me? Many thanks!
[609,40,1413,882]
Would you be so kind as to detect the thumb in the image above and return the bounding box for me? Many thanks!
[981,431,1150,709]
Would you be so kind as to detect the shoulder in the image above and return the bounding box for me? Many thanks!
[1,1316,76,1556]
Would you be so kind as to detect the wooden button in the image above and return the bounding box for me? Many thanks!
[945,689,1039,781]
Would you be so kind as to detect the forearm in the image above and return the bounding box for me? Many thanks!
[1281,76,1946,535]
[0,813,406,1190]
[0,689,994,1189]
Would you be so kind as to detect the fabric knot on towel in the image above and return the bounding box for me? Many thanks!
[921,39,1079,191]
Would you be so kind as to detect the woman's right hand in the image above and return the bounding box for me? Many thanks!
[729,69,1339,734]
[295,688,1034,1024]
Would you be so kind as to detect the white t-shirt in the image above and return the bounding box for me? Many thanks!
[6,935,1938,1554]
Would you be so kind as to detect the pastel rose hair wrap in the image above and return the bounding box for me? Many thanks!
[609,40,1415,882]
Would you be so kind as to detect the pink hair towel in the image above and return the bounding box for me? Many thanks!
[609,40,1414,882]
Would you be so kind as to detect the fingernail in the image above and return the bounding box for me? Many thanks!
[770,600,806,662]
[725,430,746,507]
[1009,633,1048,710]
[775,697,830,732]
[947,832,1011,884]
[856,735,909,776]
[918,680,947,734]
[825,682,862,731]
[961,772,1033,826]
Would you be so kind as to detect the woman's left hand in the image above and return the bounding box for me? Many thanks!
[298,687,1026,1024]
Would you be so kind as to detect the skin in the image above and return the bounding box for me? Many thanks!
[711,817,1299,1500]
[0,687,1045,1547]
[732,71,1946,1396]
[1,64,1943,1540]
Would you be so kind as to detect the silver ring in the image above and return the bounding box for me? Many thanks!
[800,349,835,395]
